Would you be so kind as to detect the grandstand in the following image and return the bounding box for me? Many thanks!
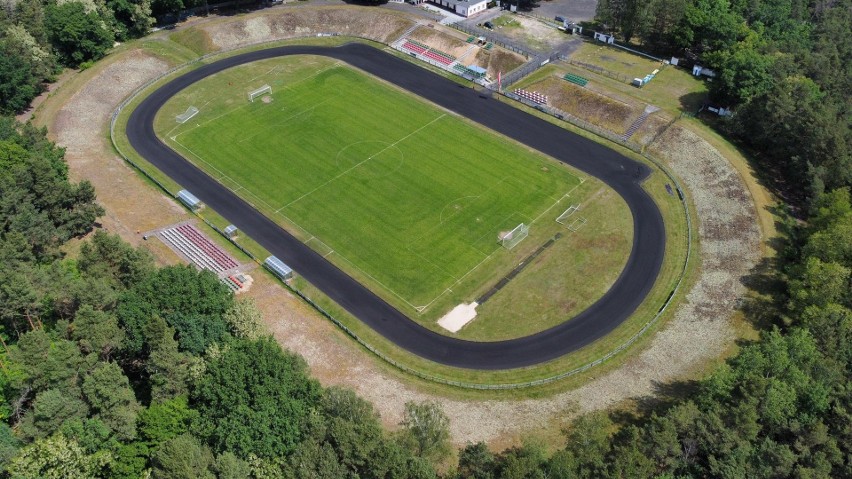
[154,222,251,293]
[513,89,548,105]
[398,38,456,66]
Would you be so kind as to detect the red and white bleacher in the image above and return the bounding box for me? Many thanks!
[159,224,238,274]
[513,89,548,105]
[400,39,456,66]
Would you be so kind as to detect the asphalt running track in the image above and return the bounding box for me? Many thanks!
[126,43,666,370]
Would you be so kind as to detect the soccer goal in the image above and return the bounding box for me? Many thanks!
[247,84,272,102]
[175,106,199,124]
[499,223,530,250]
[556,204,580,225]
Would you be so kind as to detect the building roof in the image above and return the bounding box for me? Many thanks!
[437,0,487,8]
[264,256,293,277]
[176,189,201,207]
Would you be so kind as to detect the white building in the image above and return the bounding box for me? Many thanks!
[427,0,488,17]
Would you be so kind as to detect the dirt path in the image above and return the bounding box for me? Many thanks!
[42,9,764,449]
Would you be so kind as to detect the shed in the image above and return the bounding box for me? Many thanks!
[264,256,293,280]
[176,190,202,211]
[224,225,238,238]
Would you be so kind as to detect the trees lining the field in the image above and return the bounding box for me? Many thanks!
[595,0,851,199]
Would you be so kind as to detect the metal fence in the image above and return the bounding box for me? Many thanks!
[110,34,694,390]
[562,58,630,83]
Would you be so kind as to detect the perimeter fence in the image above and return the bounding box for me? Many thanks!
[110,33,693,390]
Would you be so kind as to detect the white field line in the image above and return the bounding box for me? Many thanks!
[165,99,214,139]
[411,178,587,312]
[236,98,334,144]
[530,180,585,224]
[277,113,447,212]
[324,250,424,313]
[173,63,342,141]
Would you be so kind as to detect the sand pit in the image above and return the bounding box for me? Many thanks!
[438,302,479,332]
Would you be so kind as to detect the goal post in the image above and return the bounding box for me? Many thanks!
[556,204,579,225]
[499,223,530,250]
[175,106,199,124]
[247,84,272,102]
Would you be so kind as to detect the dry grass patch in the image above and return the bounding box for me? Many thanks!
[170,27,215,55]
[528,74,638,132]
[471,47,527,78]
[490,14,568,51]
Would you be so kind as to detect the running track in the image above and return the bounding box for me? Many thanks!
[126,43,665,370]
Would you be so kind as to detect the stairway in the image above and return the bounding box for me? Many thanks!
[393,22,422,45]
[622,105,659,141]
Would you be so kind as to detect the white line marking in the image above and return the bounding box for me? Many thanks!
[277,113,446,212]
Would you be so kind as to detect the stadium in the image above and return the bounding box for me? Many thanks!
[119,41,674,372]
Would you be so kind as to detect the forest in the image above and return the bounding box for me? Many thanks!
[595,0,850,199]
[0,0,850,476]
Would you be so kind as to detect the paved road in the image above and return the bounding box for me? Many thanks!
[127,43,665,370]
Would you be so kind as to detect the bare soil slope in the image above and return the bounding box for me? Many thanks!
[198,6,415,51]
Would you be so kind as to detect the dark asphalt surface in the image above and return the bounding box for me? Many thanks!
[127,43,665,370]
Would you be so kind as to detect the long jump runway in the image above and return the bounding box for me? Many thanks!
[126,43,666,370]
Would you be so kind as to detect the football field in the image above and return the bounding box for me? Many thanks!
[160,58,582,311]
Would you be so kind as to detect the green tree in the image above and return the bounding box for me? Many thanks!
[138,396,198,447]
[146,317,193,402]
[6,433,112,479]
[81,362,140,441]
[71,306,125,360]
[79,230,154,289]
[151,433,216,479]
[456,442,497,479]
[222,298,264,339]
[44,2,114,67]
[117,265,232,356]
[12,329,90,392]
[400,400,451,462]
[18,388,89,441]
[215,451,251,479]
[0,40,38,113]
[192,337,321,459]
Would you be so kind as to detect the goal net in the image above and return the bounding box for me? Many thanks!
[175,106,199,124]
[499,223,530,250]
[247,84,272,102]
[556,204,579,225]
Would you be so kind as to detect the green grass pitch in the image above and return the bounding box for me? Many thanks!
[161,58,581,311]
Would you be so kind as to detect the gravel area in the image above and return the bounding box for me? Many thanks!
[44,10,762,449]
[50,50,187,242]
[533,0,599,23]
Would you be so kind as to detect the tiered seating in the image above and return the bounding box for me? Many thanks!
[563,73,589,87]
[220,275,243,292]
[466,36,475,43]
[402,39,428,55]
[513,89,548,105]
[485,43,493,50]
[424,48,455,65]
[160,224,239,274]
[176,224,238,270]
